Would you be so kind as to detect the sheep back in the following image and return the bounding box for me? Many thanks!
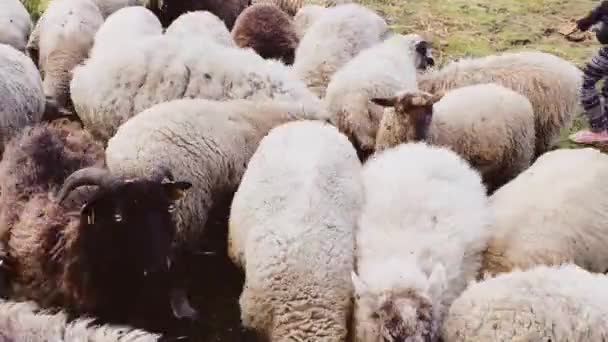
[29,0,104,111]
[428,83,535,193]
[418,51,582,158]
[165,10,235,47]
[0,44,46,155]
[231,3,299,65]
[70,35,322,142]
[0,0,32,52]
[325,34,420,158]
[148,0,249,29]
[90,6,163,58]
[481,147,608,276]
[292,3,389,97]
[443,264,608,341]
[94,0,141,18]
[293,5,325,39]
[105,98,325,252]
[231,120,363,341]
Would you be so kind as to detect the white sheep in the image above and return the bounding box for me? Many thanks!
[252,0,352,16]
[418,51,582,158]
[0,299,161,341]
[293,4,325,39]
[94,0,142,18]
[165,10,235,47]
[228,120,363,341]
[292,3,390,97]
[0,0,32,52]
[71,35,322,142]
[481,147,608,277]
[352,142,492,342]
[89,6,163,58]
[105,98,326,253]
[443,264,608,341]
[0,44,46,154]
[27,0,104,114]
[372,83,536,193]
[325,33,433,159]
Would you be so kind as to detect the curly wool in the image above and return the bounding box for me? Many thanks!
[354,142,492,342]
[71,34,322,142]
[252,0,353,16]
[105,98,327,252]
[325,33,424,159]
[0,0,32,52]
[229,120,363,341]
[481,147,608,277]
[0,44,45,155]
[292,3,389,97]
[90,6,163,58]
[443,264,608,341]
[147,0,250,29]
[165,10,235,47]
[0,300,161,342]
[27,0,104,112]
[418,51,582,158]
[293,4,325,39]
[232,3,299,64]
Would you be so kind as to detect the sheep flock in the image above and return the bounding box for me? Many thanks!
[0,0,604,341]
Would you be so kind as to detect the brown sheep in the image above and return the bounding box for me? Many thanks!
[231,3,299,65]
[0,121,195,334]
[146,0,250,29]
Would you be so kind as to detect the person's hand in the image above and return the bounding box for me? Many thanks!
[577,16,595,32]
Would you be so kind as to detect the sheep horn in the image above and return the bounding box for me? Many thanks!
[56,167,116,204]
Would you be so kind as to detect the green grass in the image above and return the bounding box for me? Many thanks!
[22,0,49,22]
[359,0,603,149]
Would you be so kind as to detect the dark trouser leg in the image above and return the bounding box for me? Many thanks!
[581,46,608,131]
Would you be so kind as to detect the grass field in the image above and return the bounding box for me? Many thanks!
[23,0,600,149]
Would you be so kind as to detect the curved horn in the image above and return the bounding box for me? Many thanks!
[56,167,116,204]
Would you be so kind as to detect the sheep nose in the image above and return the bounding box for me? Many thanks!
[426,57,435,68]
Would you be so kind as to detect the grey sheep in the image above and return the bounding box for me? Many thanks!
[0,44,46,155]
[0,0,32,52]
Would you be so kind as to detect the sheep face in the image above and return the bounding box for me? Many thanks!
[351,264,446,342]
[78,177,191,278]
[372,90,443,141]
[413,39,434,70]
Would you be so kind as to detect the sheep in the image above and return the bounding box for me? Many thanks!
[418,51,582,158]
[146,0,250,29]
[293,5,325,39]
[90,6,163,58]
[94,0,142,18]
[0,0,32,52]
[352,142,492,342]
[324,33,435,160]
[0,44,46,155]
[228,120,364,341]
[0,299,162,341]
[252,0,353,16]
[105,98,327,255]
[231,3,299,65]
[26,0,104,116]
[292,3,390,97]
[372,84,536,193]
[443,264,608,341]
[70,34,323,143]
[165,10,235,47]
[0,121,196,333]
[481,147,608,277]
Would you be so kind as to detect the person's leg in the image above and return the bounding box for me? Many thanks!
[570,46,608,144]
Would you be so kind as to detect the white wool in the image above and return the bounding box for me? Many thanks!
[90,6,162,58]
[292,3,389,97]
[354,142,492,341]
[0,0,32,52]
[71,35,323,142]
[482,147,608,276]
[230,120,363,341]
[444,264,608,341]
[165,11,235,47]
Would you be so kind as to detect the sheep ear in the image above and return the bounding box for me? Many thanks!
[371,97,397,107]
[351,271,369,297]
[426,263,447,300]
[163,181,192,201]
